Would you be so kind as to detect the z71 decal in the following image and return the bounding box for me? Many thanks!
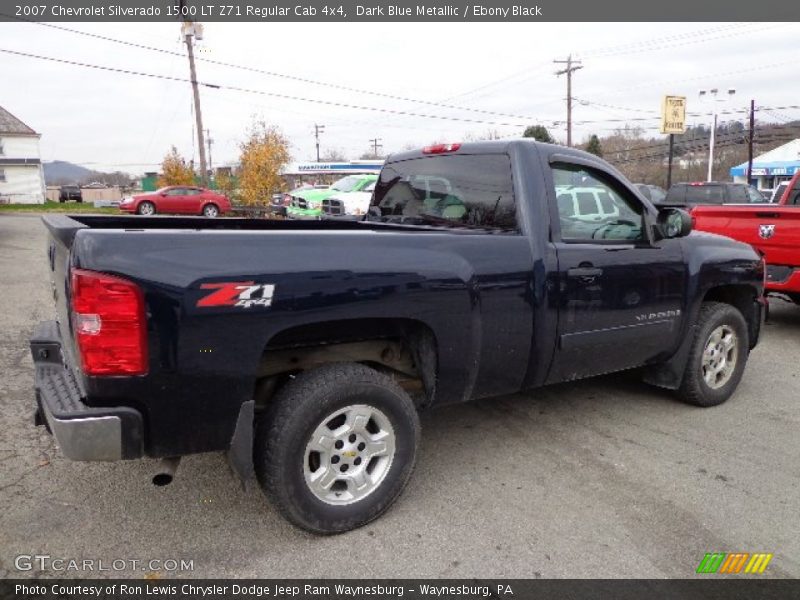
[197,281,275,309]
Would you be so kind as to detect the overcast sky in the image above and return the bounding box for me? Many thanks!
[1,21,798,174]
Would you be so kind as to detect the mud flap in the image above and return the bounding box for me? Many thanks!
[227,400,255,491]
[641,324,698,390]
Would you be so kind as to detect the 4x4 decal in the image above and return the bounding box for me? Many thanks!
[197,281,275,309]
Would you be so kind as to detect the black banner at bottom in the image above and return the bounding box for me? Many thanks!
[2,579,799,600]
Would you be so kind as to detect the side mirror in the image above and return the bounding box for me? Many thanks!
[656,208,692,239]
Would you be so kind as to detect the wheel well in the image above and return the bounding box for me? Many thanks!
[702,284,759,345]
[254,318,437,409]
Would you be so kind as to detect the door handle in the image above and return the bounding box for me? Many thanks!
[568,267,603,277]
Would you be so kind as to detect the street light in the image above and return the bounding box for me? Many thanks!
[699,88,736,182]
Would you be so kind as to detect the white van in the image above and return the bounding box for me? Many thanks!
[555,186,621,222]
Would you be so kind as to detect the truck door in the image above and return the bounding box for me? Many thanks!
[546,160,687,383]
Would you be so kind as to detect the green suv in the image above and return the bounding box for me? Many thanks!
[286,174,378,219]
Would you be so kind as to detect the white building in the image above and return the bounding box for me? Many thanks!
[730,139,800,192]
[0,105,45,204]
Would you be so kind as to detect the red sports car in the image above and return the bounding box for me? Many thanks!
[120,186,231,217]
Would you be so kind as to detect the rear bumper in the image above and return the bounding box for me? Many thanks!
[30,320,143,461]
[766,267,800,293]
[287,207,322,219]
[321,212,362,221]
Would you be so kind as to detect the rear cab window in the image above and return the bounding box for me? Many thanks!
[370,154,517,232]
[684,184,724,205]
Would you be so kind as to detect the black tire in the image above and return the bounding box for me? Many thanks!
[787,293,800,305]
[202,203,219,218]
[254,363,420,534]
[137,201,155,216]
[677,301,749,407]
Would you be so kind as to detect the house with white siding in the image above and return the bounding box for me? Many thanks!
[0,105,45,204]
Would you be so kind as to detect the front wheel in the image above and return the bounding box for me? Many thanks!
[677,301,749,407]
[202,203,219,218]
[254,363,420,534]
[137,201,155,216]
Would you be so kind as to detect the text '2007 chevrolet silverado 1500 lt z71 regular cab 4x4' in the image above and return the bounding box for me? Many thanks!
[31,141,765,533]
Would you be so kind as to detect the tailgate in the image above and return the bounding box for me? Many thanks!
[692,205,800,266]
[41,215,87,361]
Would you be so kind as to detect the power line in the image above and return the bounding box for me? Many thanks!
[442,23,763,104]
[11,18,544,124]
[0,47,538,129]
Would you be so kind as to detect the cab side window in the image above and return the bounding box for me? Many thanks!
[552,164,644,242]
[745,187,765,203]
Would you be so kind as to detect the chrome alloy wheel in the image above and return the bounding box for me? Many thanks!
[702,325,738,389]
[303,404,396,506]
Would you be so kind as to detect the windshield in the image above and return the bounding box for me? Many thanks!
[364,181,376,193]
[772,183,788,203]
[331,176,363,193]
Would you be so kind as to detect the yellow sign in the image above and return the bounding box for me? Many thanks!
[660,95,687,134]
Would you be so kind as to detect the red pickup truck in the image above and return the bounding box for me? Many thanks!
[692,172,800,302]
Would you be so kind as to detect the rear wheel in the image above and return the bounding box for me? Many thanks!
[137,201,155,216]
[202,203,219,218]
[677,302,749,407]
[254,363,420,534]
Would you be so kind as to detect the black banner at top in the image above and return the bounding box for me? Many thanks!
[1,0,799,22]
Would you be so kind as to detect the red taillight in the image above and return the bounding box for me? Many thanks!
[422,143,461,154]
[70,268,148,376]
[283,194,292,205]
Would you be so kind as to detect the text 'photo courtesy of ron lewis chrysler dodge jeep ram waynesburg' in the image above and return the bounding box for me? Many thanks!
[31,141,765,533]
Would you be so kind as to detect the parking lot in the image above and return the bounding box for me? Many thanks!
[0,212,798,579]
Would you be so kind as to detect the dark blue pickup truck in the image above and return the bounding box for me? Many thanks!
[31,141,765,533]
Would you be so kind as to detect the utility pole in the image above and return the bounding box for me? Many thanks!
[369,137,383,158]
[699,88,736,182]
[183,20,208,186]
[666,134,675,189]
[206,129,213,174]
[554,55,583,147]
[314,124,325,162]
[747,99,755,184]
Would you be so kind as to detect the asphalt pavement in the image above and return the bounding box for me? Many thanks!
[1,213,797,579]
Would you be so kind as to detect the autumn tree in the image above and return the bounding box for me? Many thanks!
[522,125,555,143]
[238,120,291,205]
[157,146,195,187]
[215,169,238,202]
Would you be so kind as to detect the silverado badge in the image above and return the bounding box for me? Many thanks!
[759,224,776,240]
